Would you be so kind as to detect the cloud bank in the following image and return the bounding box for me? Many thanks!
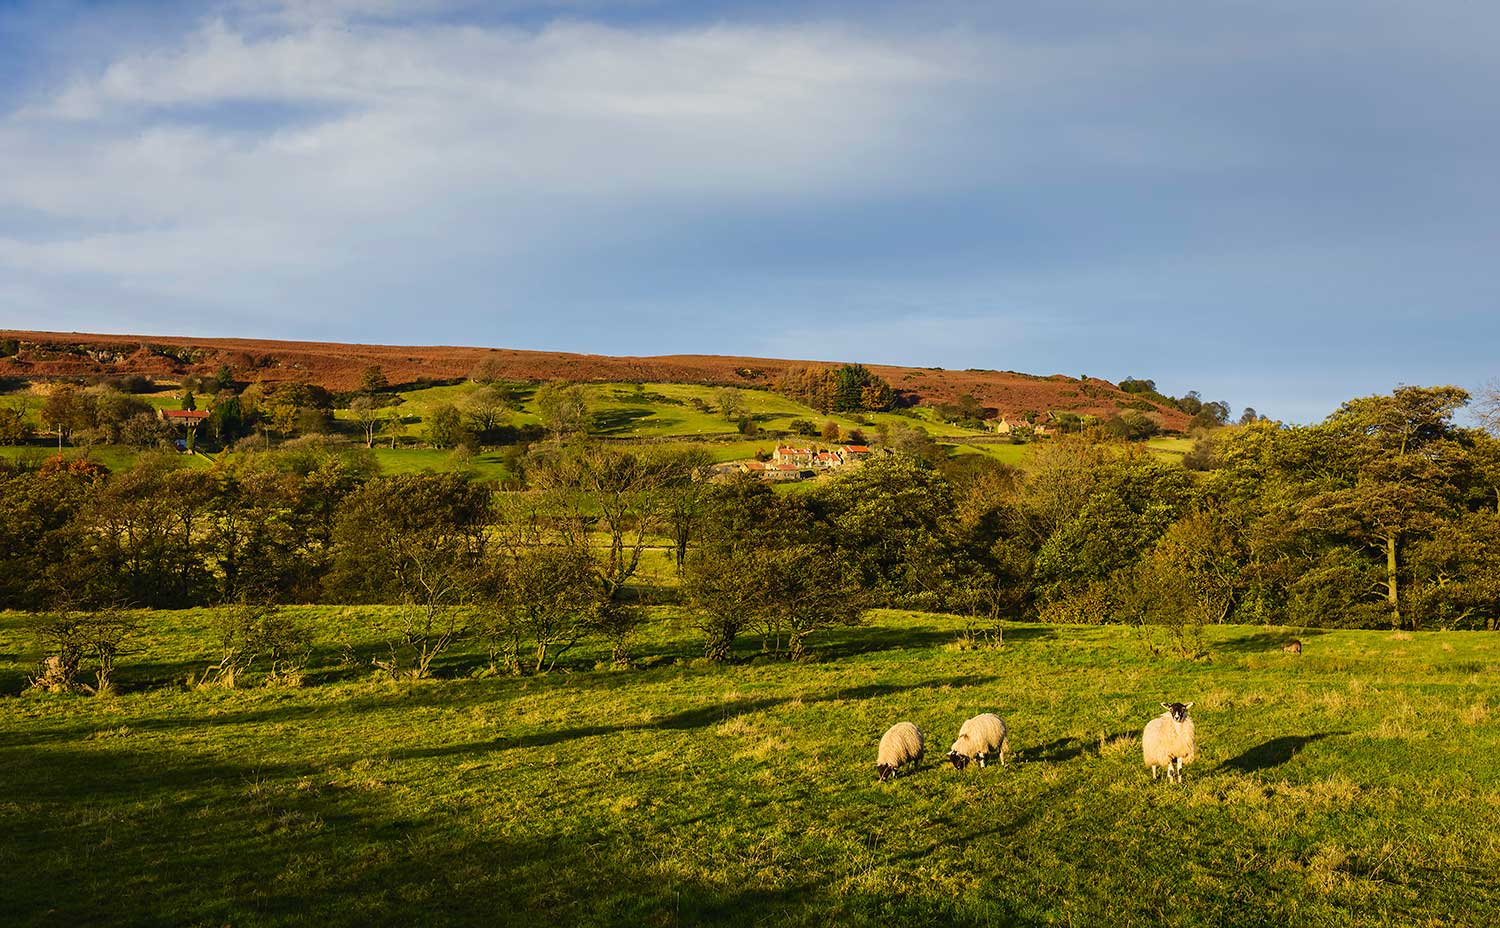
[2,0,1497,421]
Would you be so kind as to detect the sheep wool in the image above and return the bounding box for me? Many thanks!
[1142,702,1197,783]
[877,722,925,782]
[947,713,1009,771]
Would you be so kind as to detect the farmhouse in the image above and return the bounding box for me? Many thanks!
[159,408,210,452]
[773,445,815,467]
[763,463,806,481]
[837,444,872,462]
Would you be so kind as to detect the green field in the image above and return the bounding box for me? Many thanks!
[2,608,1495,926]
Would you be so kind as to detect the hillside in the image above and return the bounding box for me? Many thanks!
[0,329,1191,429]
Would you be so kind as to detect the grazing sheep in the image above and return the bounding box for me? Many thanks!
[1143,702,1196,783]
[947,713,1009,771]
[876,722,925,782]
[1283,639,1303,654]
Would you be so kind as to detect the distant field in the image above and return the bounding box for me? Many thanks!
[354,381,994,442]
[0,608,1494,926]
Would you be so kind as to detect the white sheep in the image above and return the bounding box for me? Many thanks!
[876,721,925,782]
[1142,702,1196,783]
[947,713,1009,771]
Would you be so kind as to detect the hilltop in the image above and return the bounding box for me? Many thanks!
[0,329,1191,429]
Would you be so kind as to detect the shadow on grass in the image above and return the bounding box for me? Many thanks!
[1023,730,1134,764]
[392,674,998,760]
[1216,732,1349,773]
[1214,630,1329,653]
[593,407,661,433]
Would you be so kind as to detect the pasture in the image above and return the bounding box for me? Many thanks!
[1,609,1496,926]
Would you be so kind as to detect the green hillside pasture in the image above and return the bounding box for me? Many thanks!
[1,609,1495,927]
[1147,435,1196,461]
[946,441,1033,467]
[353,382,990,442]
[367,447,515,482]
[0,444,213,472]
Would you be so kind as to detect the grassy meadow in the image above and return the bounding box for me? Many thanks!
[2,608,1496,926]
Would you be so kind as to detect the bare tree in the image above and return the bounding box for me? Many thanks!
[463,385,511,438]
[526,444,708,600]
[350,396,381,448]
[1477,378,1500,436]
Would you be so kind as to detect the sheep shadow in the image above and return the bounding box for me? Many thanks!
[1216,732,1349,773]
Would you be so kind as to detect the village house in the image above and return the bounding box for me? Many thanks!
[836,444,872,462]
[158,408,209,451]
[763,463,806,481]
[773,445,815,467]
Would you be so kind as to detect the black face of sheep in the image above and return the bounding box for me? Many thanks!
[877,763,896,782]
[1161,702,1193,723]
[947,751,970,771]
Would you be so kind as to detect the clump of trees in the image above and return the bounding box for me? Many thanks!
[774,364,897,413]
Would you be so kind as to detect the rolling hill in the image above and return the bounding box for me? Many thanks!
[0,329,1191,429]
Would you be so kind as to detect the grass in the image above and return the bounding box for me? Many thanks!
[1,608,1496,926]
[353,381,992,442]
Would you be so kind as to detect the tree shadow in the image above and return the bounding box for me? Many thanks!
[1022,730,1133,764]
[592,407,660,434]
[1215,630,1329,653]
[1216,732,1349,773]
[391,674,998,761]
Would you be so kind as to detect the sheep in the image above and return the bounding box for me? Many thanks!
[1282,639,1303,654]
[1142,702,1196,783]
[947,713,1009,771]
[876,721,925,782]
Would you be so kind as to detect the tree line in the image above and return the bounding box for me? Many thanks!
[3,384,1497,682]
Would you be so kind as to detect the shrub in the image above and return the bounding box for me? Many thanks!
[206,604,312,688]
[29,608,139,696]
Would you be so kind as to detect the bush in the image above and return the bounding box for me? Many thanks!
[205,604,312,688]
[29,608,139,696]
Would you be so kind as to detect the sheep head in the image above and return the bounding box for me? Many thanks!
[1160,702,1193,723]
[877,763,896,782]
[947,751,970,771]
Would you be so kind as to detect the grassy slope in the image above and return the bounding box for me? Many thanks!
[9,383,1202,476]
[1,608,1495,927]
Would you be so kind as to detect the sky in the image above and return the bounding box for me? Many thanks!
[1,0,1497,424]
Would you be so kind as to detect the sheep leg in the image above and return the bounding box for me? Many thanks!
[1152,765,1159,780]
[978,754,986,768]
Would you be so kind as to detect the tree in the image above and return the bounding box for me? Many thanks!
[487,524,601,673]
[180,389,197,411]
[525,444,706,601]
[463,385,511,440]
[1475,378,1500,436]
[0,404,33,444]
[716,387,745,421]
[821,420,841,441]
[361,365,389,395]
[31,607,139,695]
[468,355,506,384]
[682,476,781,661]
[1292,386,1471,628]
[327,473,492,677]
[206,603,311,687]
[1238,407,1260,426]
[350,396,382,449]
[534,381,592,439]
[41,384,86,449]
[426,403,469,449]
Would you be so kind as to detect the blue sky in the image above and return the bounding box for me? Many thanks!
[1,0,1497,423]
